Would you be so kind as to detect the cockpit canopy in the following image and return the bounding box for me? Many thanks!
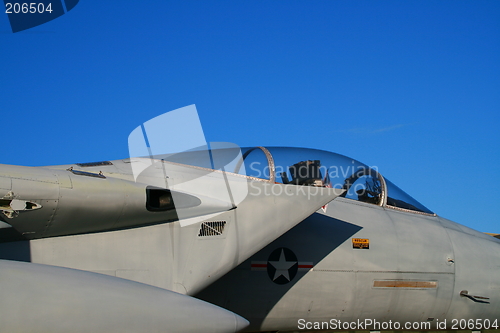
[153,145,433,215]
[237,147,433,215]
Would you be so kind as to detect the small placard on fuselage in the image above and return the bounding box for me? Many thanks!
[352,238,369,249]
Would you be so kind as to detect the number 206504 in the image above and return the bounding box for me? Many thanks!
[5,3,53,14]
[450,319,499,330]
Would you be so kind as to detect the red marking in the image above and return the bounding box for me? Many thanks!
[251,261,314,270]
[251,263,267,268]
[321,180,332,212]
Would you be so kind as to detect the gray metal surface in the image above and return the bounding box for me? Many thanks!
[0,259,248,333]
[0,149,342,332]
[196,196,499,331]
[18,181,341,295]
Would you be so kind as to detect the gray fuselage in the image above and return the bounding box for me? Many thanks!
[196,197,500,331]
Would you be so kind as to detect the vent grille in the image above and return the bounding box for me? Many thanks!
[198,221,226,237]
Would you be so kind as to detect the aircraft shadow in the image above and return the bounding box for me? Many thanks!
[195,212,362,330]
[0,227,30,261]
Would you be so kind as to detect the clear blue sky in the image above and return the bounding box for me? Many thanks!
[1,1,499,233]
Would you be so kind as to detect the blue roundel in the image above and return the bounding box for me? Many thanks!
[267,247,298,284]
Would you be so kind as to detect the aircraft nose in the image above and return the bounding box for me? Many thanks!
[233,313,250,332]
[188,300,249,333]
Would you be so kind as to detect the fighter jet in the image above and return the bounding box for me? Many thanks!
[1,105,497,332]
[196,147,500,331]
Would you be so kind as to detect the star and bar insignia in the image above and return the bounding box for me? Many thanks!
[251,247,313,284]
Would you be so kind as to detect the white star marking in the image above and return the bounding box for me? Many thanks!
[268,249,297,281]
